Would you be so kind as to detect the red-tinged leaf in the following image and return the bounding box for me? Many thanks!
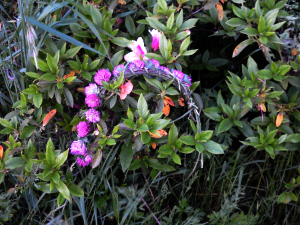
[276,112,284,127]
[149,130,168,138]
[179,98,185,106]
[42,109,57,127]
[232,39,254,58]
[164,97,174,106]
[63,70,75,80]
[151,143,157,149]
[216,2,223,21]
[120,80,133,100]
[163,104,170,116]
[0,145,3,159]
[292,48,298,56]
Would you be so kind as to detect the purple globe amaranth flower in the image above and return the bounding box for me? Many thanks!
[85,83,99,96]
[128,63,137,70]
[113,65,125,77]
[77,121,92,137]
[173,70,184,81]
[133,60,145,69]
[159,66,171,74]
[86,108,100,123]
[151,59,160,68]
[85,94,101,107]
[94,69,111,85]
[70,140,87,155]
[183,75,192,87]
[76,154,93,167]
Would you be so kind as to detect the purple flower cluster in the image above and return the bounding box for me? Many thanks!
[173,70,184,81]
[86,108,100,123]
[94,69,111,85]
[77,121,92,137]
[70,140,92,167]
[85,83,99,95]
[85,94,101,107]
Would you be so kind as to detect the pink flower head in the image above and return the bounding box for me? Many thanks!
[85,94,101,107]
[133,60,145,69]
[70,140,87,155]
[77,121,92,137]
[173,70,184,81]
[94,69,111,85]
[85,83,99,96]
[120,80,133,100]
[149,29,162,51]
[159,66,171,74]
[186,30,191,35]
[151,59,160,68]
[86,108,100,123]
[124,37,148,62]
[77,154,93,167]
[113,65,125,77]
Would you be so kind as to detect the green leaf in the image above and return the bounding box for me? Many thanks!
[5,157,25,169]
[46,53,58,74]
[66,46,82,58]
[285,134,300,143]
[257,69,273,79]
[203,140,224,154]
[144,77,164,90]
[20,125,37,139]
[55,150,69,168]
[179,135,195,145]
[68,183,84,197]
[241,28,259,36]
[137,94,148,119]
[120,143,134,172]
[197,130,213,141]
[159,144,173,155]
[178,147,195,154]
[56,180,71,201]
[141,131,151,144]
[218,118,233,133]
[0,118,13,128]
[63,87,74,107]
[226,18,248,27]
[180,37,190,54]
[26,72,40,79]
[136,124,149,132]
[42,73,57,81]
[129,158,142,170]
[171,153,181,165]
[33,93,43,108]
[57,193,65,206]
[232,39,254,58]
[258,16,266,33]
[146,17,166,32]
[46,138,55,167]
[168,124,178,146]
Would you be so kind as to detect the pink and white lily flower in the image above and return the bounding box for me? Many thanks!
[124,37,148,62]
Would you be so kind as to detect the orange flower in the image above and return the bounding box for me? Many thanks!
[179,98,185,106]
[276,112,284,127]
[0,145,3,159]
[149,129,167,138]
[163,97,174,116]
[42,109,57,127]
[120,80,133,100]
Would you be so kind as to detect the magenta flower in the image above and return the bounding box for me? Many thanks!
[77,121,92,137]
[173,70,184,81]
[159,66,171,74]
[85,94,101,107]
[85,83,99,96]
[186,30,191,35]
[113,65,125,77]
[70,140,87,155]
[86,108,100,123]
[149,29,162,51]
[124,37,148,62]
[133,60,145,69]
[94,69,111,85]
[151,59,160,68]
[77,154,93,167]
